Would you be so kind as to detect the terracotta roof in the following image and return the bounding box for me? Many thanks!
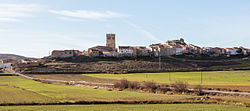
[89,46,114,52]
[149,43,161,47]
[224,48,234,50]
[52,50,79,52]
[169,45,183,48]
[119,46,147,49]
[119,46,130,48]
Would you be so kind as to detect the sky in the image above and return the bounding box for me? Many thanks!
[0,0,250,58]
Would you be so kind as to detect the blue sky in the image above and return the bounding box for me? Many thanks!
[0,0,250,57]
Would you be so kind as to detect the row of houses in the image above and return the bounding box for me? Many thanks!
[51,34,152,58]
[51,34,250,58]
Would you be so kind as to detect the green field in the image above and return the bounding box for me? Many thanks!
[0,104,249,111]
[0,71,12,74]
[0,73,195,104]
[0,71,249,110]
[84,70,250,85]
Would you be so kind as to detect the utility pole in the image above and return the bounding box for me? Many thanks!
[169,72,171,82]
[159,55,161,70]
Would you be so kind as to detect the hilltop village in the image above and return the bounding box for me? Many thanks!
[1,33,250,74]
[51,33,250,58]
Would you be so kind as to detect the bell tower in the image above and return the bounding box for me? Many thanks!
[106,33,116,50]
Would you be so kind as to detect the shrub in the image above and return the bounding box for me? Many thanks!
[128,81,139,89]
[114,79,128,90]
[143,81,157,90]
[194,85,204,96]
[142,81,158,93]
[114,79,139,90]
[158,87,171,94]
[233,89,239,92]
[171,81,188,93]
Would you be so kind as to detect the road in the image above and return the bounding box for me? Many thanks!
[5,69,113,87]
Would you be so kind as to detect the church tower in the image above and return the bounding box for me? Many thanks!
[106,33,116,50]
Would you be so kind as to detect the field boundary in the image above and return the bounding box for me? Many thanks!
[0,100,221,106]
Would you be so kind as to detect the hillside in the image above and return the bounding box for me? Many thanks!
[0,54,28,60]
[13,55,250,74]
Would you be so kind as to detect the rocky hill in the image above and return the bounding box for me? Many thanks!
[13,55,250,74]
[0,54,28,60]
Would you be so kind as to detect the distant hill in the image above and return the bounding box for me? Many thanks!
[0,54,28,60]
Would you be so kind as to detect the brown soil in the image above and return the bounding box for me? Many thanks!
[190,85,250,92]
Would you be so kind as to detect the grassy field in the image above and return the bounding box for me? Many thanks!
[84,70,250,85]
[0,73,198,104]
[0,71,12,74]
[0,104,249,111]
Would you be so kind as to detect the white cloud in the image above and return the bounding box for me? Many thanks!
[124,20,164,43]
[0,28,9,32]
[0,3,38,22]
[49,10,127,20]
[57,16,86,22]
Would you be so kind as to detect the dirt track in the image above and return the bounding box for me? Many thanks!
[28,74,120,84]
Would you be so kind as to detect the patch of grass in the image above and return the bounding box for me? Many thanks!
[0,86,55,104]
[84,70,250,85]
[0,71,11,74]
[0,76,193,104]
[0,104,248,111]
[0,71,13,76]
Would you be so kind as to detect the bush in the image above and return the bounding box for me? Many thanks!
[194,85,204,96]
[128,81,139,89]
[142,81,158,93]
[114,79,139,90]
[143,81,157,90]
[157,86,172,94]
[114,79,129,90]
[171,81,188,93]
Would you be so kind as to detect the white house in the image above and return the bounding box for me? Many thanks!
[0,63,12,68]
[118,46,136,56]
[225,48,238,55]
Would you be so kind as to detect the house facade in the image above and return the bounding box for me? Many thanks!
[51,50,81,58]
[209,47,226,56]
[224,48,238,55]
[239,46,250,55]
[185,44,201,54]
[118,46,137,57]
[150,43,183,56]
[136,46,151,57]
[0,63,12,68]
[88,46,115,57]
